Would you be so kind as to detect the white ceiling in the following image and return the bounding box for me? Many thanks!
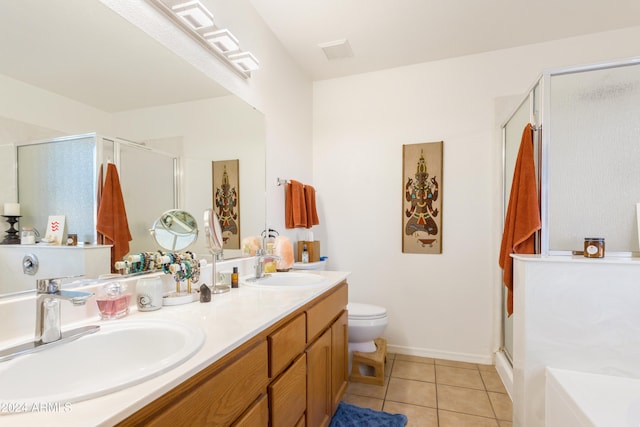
[249,0,640,81]
[2,0,639,113]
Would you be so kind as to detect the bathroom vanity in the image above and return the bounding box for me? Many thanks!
[0,270,349,426]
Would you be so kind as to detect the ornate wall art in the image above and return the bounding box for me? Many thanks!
[402,141,443,254]
[212,159,240,249]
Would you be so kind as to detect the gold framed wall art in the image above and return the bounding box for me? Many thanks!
[212,159,240,249]
[402,141,443,254]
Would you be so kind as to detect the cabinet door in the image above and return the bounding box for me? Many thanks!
[331,310,348,414]
[233,394,268,427]
[269,353,307,427]
[306,328,332,427]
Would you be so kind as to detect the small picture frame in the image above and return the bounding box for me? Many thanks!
[45,215,66,245]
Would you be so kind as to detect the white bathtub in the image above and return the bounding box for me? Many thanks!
[546,368,640,427]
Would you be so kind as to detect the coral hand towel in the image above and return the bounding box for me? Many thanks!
[499,124,541,316]
[97,163,132,271]
[285,180,307,228]
[304,184,320,228]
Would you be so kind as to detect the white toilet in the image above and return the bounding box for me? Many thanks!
[347,302,388,353]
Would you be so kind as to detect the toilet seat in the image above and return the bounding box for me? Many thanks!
[348,303,387,320]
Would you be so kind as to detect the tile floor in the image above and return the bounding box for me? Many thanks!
[342,353,512,427]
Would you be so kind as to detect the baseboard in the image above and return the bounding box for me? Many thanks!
[495,351,513,399]
[387,344,494,366]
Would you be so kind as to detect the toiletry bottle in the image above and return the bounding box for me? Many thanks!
[231,267,239,288]
[96,282,131,320]
[302,243,309,263]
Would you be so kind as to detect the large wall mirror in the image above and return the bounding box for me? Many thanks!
[0,0,266,296]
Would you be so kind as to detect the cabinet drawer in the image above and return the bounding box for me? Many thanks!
[306,283,347,343]
[146,340,269,426]
[269,313,306,378]
[232,393,268,427]
[269,353,307,427]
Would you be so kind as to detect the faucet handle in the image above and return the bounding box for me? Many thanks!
[36,278,63,294]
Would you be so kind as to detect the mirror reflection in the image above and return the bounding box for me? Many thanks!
[151,210,198,252]
[0,0,266,297]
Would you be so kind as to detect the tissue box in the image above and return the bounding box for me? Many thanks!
[297,240,320,263]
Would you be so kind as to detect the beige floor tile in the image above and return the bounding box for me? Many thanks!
[346,375,388,399]
[385,356,394,378]
[387,352,397,360]
[498,420,513,427]
[481,370,508,393]
[488,392,512,421]
[383,401,438,427]
[392,360,436,382]
[396,354,435,364]
[438,410,499,427]
[436,365,485,390]
[386,377,437,408]
[435,358,479,370]
[341,394,384,411]
[437,384,495,418]
[478,363,496,372]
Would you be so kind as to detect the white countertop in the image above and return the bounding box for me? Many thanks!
[0,270,349,426]
[512,254,640,265]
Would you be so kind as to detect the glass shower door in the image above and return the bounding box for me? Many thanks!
[501,85,540,362]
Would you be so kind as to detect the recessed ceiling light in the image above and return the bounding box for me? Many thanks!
[228,52,260,72]
[204,29,240,54]
[171,0,214,30]
[318,39,353,61]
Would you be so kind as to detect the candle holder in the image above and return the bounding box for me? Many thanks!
[1,215,21,245]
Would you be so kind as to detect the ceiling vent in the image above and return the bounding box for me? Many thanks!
[318,39,353,61]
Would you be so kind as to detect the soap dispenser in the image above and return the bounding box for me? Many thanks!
[302,243,309,263]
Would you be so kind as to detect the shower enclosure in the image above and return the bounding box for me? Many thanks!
[499,57,640,380]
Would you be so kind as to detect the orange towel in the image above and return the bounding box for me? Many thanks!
[97,163,132,271]
[304,184,320,228]
[285,180,307,228]
[499,124,541,316]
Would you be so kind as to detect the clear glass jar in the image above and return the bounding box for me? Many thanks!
[20,227,36,245]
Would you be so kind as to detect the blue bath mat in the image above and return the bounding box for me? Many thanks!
[330,402,408,427]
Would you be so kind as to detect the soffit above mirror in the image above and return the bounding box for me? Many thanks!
[0,0,230,113]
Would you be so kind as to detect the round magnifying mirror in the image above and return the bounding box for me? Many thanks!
[150,209,198,251]
[203,208,223,255]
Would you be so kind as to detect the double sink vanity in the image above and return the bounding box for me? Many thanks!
[0,269,350,426]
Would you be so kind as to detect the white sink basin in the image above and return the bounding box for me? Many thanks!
[242,272,326,287]
[0,319,204,405]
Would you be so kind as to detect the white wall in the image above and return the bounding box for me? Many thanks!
[112,95,266,256]
[101,0,314,239]
[312,26,640,363]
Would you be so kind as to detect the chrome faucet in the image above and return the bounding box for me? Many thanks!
[35,278,93,344]
[0,278,99,363]
[254,249,281,279]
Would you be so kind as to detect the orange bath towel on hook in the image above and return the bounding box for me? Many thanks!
[499,123,541,316]
[304,184,319,228]
[97,163,132,272]
[285,180,320,229]
[285,180,308,228]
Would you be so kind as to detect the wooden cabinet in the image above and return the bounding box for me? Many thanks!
[331,310,348,414]
[306,285,349,427]
[119,281,348,427]
[306,328,332,427]
[269,353,307,426]
[233,394,268,427]
[127,340,269,426]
